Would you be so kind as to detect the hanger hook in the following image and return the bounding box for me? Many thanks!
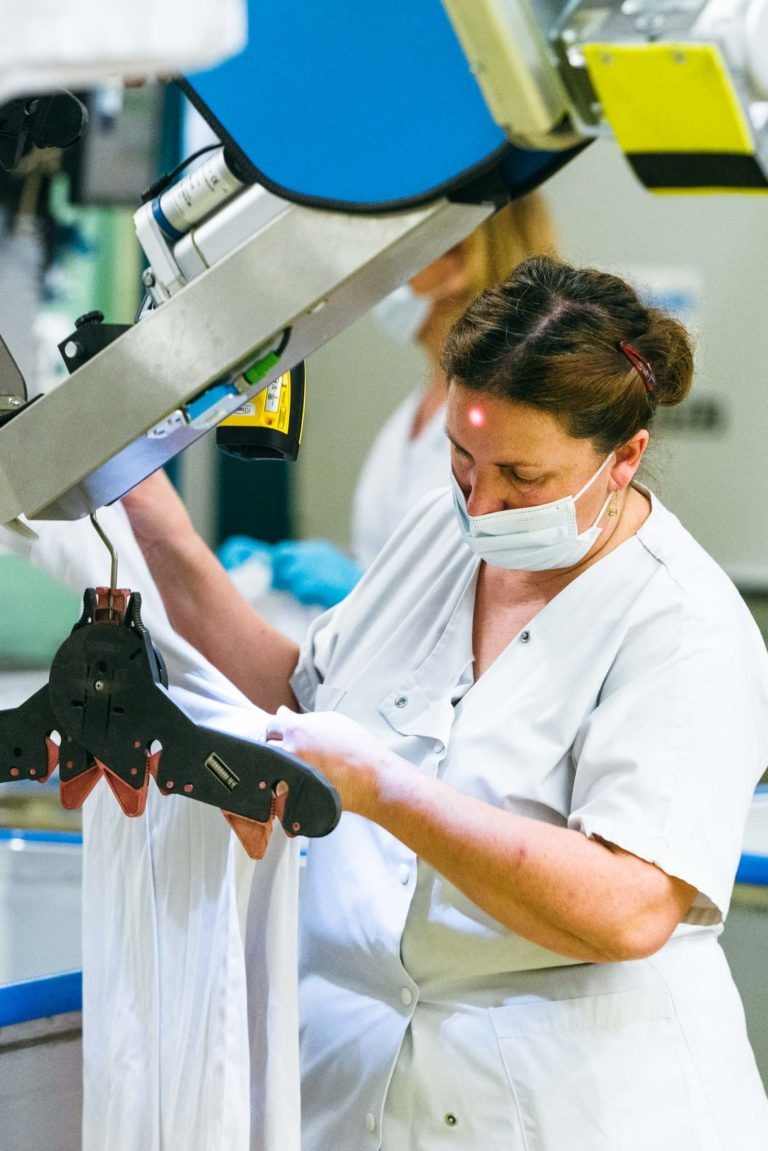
[90,512,118,592]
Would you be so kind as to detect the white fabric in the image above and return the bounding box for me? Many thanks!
[292,485,768,1150]
[0,505,300,1151]
[350,392,449,568]
[0,0,246,103]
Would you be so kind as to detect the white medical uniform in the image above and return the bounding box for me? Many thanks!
[292,486,768,1151]
[2,506,301,1151]
[351,393,449,567]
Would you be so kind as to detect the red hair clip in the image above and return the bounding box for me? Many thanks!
[617,340,656,393]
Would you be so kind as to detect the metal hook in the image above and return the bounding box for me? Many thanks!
[90,512,118,592]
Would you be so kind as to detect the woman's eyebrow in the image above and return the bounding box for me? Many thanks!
[445,426,542,471]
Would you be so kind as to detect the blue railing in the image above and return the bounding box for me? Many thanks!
[0,970,82,1028]
[2,792,768,1026]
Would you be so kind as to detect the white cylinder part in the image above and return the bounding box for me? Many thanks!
[158,148,244,236]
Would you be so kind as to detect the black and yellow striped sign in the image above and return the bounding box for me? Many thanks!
[583,42,768,193]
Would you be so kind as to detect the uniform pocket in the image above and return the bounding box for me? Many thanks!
[490,986,718,1151]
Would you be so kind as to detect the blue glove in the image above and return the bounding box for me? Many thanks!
[270,539,362,609]
[217,535,274,572]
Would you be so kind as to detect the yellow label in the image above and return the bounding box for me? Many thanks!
[222,372,292,434]
[583,42,754,155]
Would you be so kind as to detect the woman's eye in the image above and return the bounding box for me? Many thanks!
[508,471,539,486]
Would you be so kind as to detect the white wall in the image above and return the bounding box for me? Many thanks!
[547,140,768,588]
[298,140,768,586]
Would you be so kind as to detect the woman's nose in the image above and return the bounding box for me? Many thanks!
[464,477,509,517]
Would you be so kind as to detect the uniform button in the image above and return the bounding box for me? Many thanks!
[398,864,410,885]
[400,987,414,1006]
[394,695,408,708]
[445,1113,458,1127]
[365,1112,376,1132]
[520,630,531,643]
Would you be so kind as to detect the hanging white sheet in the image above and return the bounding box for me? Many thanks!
[1,504,300,1151]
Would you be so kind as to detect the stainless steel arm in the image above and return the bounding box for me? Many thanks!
[0,193,491,525]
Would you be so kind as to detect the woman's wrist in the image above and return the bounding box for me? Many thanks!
[359,746,427,826]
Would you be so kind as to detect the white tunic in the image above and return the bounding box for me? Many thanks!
[350,392,449,567]
[292,486,768,1151]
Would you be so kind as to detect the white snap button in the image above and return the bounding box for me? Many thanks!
[400,987,414,1006]
[365,1112,376,1132]
[398,864,410,886]
[394,695,408,708]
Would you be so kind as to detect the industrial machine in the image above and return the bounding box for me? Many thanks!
[1,0,767,532]
[0,0,767,837]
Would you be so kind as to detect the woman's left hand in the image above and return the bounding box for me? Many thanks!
[264,706,397,817]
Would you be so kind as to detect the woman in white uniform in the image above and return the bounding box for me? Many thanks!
[123,255,768,1150]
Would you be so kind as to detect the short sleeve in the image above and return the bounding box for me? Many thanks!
[569,592,768,925]
[289,602,341,712]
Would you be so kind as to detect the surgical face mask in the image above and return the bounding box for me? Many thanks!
[370,283,431,345]
[451,453,615,571]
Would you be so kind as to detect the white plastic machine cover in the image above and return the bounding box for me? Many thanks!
[0,0,246,103]
[0,504,300,1151]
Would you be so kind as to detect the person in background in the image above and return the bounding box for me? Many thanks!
[229,192,558,608]
[122,254,768,1151]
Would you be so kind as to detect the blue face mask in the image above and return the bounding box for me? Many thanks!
[451,453,615,572]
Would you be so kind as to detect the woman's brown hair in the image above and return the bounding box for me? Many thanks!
[441,255,694,453]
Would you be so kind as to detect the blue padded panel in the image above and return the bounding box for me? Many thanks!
[183,0,509,209]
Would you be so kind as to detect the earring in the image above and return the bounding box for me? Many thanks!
[607,488,620,517]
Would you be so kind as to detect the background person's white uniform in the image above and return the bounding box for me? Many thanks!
[1,507,301,1151]
[292,486,768,1150]
[351,391,449,567]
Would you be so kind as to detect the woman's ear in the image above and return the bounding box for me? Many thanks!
[612,429,650,489]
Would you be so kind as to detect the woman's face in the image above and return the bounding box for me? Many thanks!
[445,384,614,531]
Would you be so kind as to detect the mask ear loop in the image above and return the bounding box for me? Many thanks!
[575,452,617,531]
[573,450,614,502]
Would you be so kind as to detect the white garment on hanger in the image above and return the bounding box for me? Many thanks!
[1,504,300,1151]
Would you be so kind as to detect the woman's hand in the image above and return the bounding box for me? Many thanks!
[265,706,401,818]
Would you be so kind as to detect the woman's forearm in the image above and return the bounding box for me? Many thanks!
[122,471,299,712]
[266,708,697,964]
[367,756,695,963]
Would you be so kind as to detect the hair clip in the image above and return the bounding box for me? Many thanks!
[617,340,656,393]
